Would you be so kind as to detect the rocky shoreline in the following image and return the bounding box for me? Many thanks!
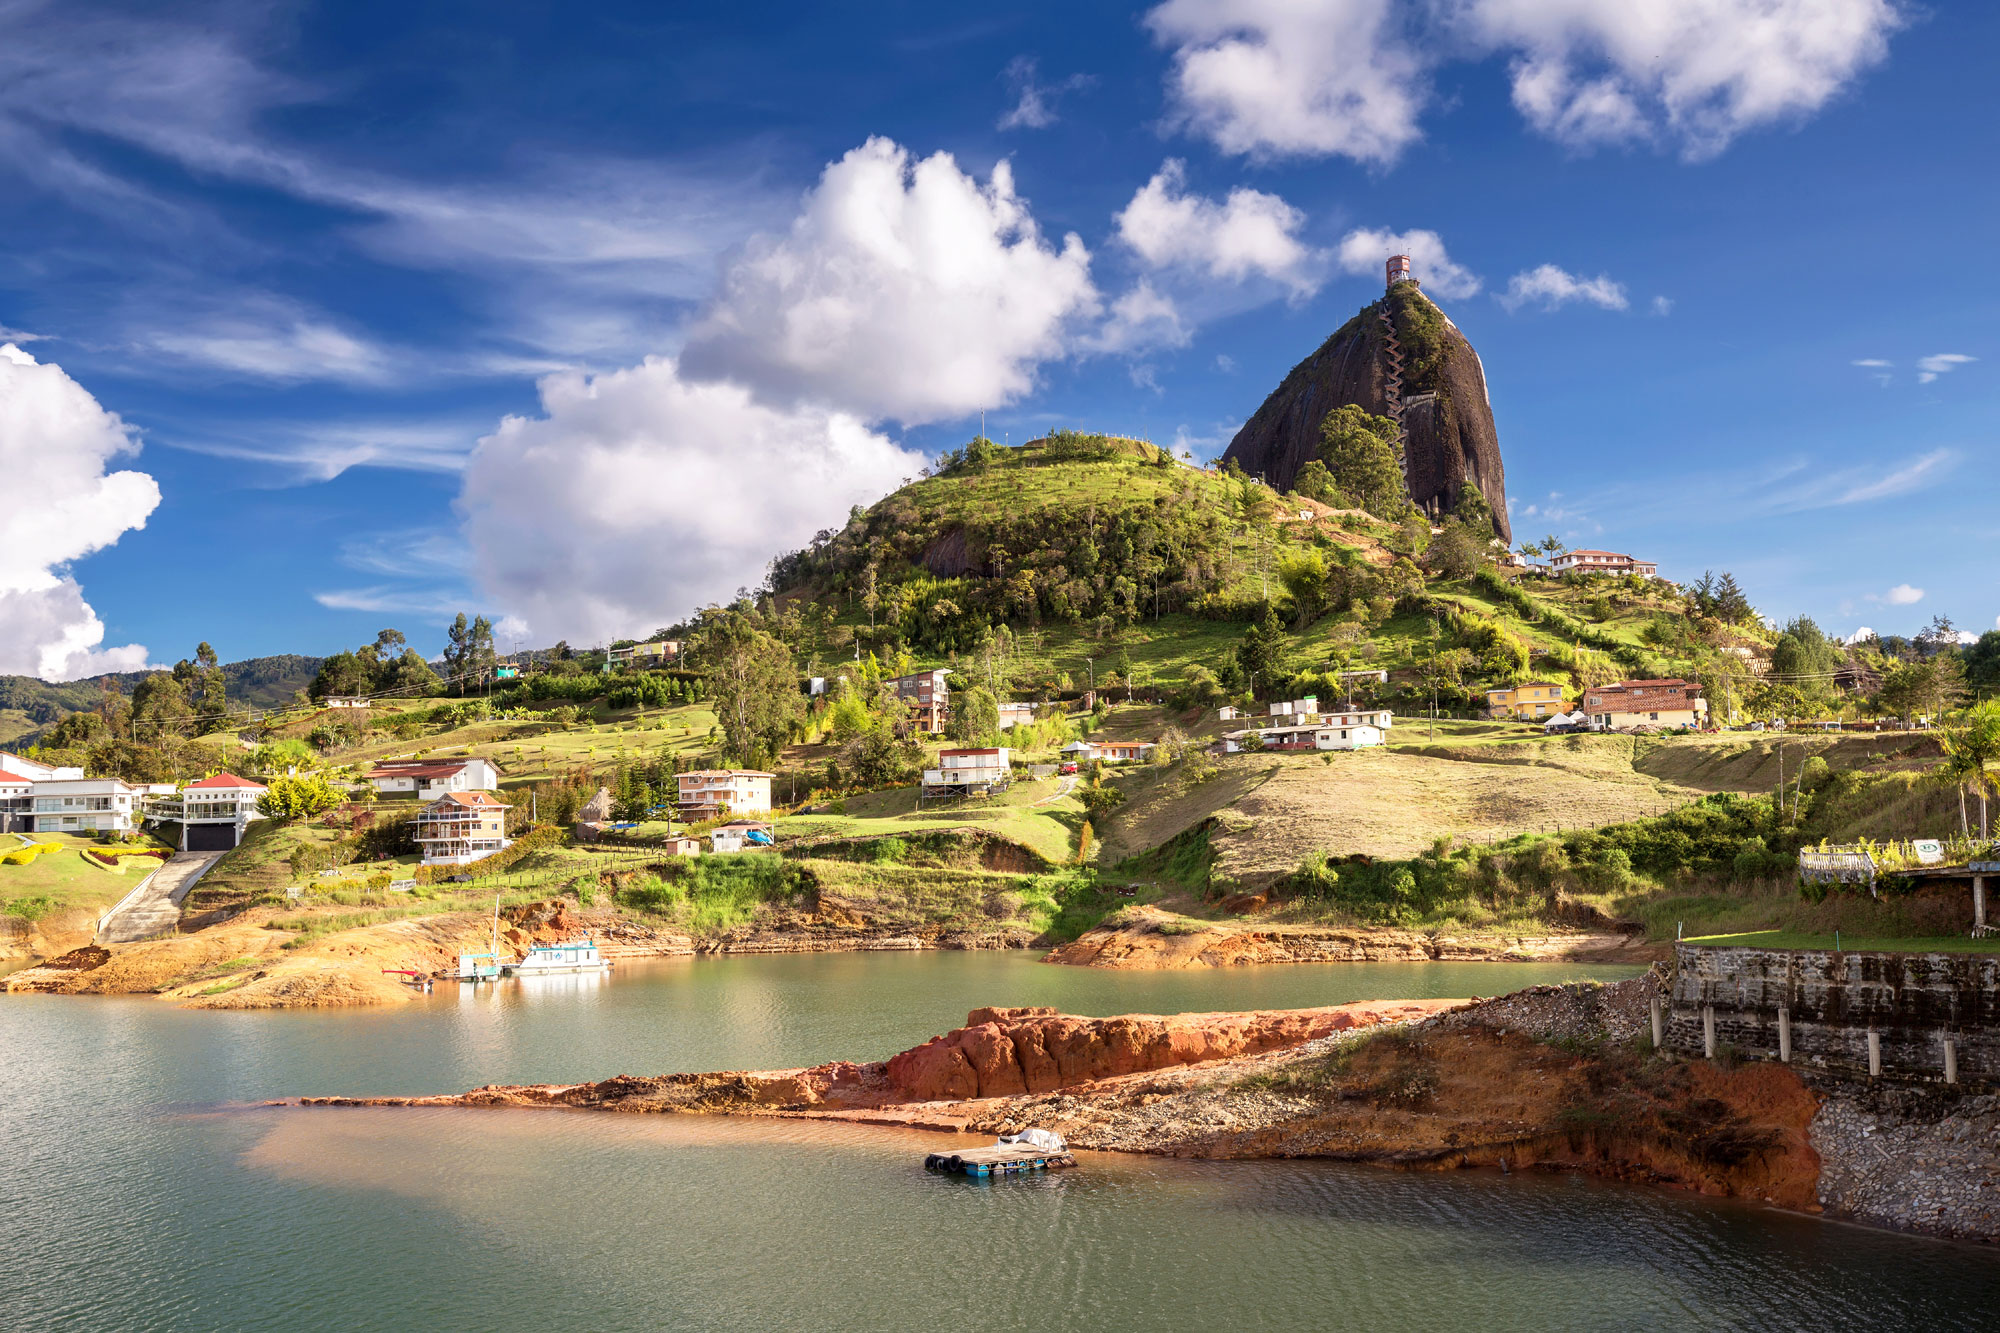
[290,976,2000,1243]
[1044,905,1663,968]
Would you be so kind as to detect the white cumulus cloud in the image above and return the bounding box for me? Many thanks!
[1499,263,1628,312]
[459,358,923,644]
[1115,160,1321,295]
[1144,0,1903,163]
[0,344,158,680]
[1917,352,1974,384]
[1145,0,1426,164]
[1450,0,1905,159]
[1334,228,1480,299]
[681,137,1097,425]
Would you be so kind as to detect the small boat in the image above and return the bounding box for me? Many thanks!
[504,939,611,976]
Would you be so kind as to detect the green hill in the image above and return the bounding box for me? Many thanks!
[0,654,322,747]
[765,434,1756,714]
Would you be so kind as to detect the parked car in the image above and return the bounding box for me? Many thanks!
[1058,761,1079,775]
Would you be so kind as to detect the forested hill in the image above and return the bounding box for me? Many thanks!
[0,654,321,743]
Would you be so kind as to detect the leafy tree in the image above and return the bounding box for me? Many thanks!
[1876,654,1967,724]
[131,672,194,740]
[258,774,347,822]
[443,613,497,691]
[1232,606,1284,695]
[945,685,1000,744]
[1769,616,1841,704]
[1317,405,1407,518]
[1426,524,1483,580]
[1965,630,2000,696]
[1451,480,1496,538]
[1276,548,1332,629]
[1291,459,1346,506]
[701,614,805,765]
[1919,614,1961,657]
[191,642,227,715]
[45,711,108,748]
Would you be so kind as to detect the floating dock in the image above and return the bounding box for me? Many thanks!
[924,1145,1077,1178]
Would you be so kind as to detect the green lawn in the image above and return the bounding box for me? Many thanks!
[1685,930,2000,955]
[779,777,1081,865]
[0,833,164,919]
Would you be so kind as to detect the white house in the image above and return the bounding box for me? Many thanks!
[677,770,774,819]
[412,789,513,866]
[363,757,504,800]
[1061,740,1156,764]
[922,747,1011,799]
[146,772,269,851]
[0,749,83,780]
[0,768,33,833]
[707,820,770,853]
[322,696,371,710]
[1549,549,1659,578]
[1222,723,1384,752]
[29,778,144,834]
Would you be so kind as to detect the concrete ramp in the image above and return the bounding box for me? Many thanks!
[98,852,225,944]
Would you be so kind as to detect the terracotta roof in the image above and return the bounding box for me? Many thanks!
[364,757,497,780]
[0,769,32,786]
[186,772,266,790]
[677,770,775,779]
[428,790,511,808]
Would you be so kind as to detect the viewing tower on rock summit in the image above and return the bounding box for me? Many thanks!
[1221,253,1511,542]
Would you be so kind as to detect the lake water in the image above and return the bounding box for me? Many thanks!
[3,952,1995,1331]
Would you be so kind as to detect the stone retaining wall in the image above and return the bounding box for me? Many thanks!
[1667,944,2000,1083]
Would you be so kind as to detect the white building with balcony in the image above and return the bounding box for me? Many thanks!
[145,772,269,851]
[676,770,774,819]
[922,747,1011,799]
[30,778,143,834]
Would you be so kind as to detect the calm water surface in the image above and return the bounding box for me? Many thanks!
[3,952,1994,1331]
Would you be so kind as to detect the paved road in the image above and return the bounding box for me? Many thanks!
[98,852,225,944]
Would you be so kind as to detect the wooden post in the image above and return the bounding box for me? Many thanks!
[1778,1006,1791,1063]
[1703,1005,1716,1059]
[1975,875,1986,931]
[1867,1029,1882,1078]
[1943,1037,1958,1085]
[1650,997,1664,1050]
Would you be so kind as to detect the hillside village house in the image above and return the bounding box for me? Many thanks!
[1549,549,1659,578]
[676,770,774,819]
[363,757,503,800]
[1061,740,1157,764]
[1486,681,1569,721]
[29,778,144,835]
[0,750,82,780]
[708,820,771,853]
[1222,714,1388,752]
[606,639,680,669]
[922,747,1011,799]
[412,790,513,866]
[888,669,950,734]
[146,773,268,850]
[1584,680,1708,731]
[322,696,371,709]
[0,769,32,833]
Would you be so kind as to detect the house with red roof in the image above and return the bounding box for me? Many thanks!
[0,767,34,833]
[362,756,503,800]
[413,789,513,865]
[1548,549,1660,579]
[145,772,270,850]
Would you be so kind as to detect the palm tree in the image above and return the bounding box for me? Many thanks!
[1938,701,2000,839]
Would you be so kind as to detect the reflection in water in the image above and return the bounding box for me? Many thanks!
[4,951,1996,1332]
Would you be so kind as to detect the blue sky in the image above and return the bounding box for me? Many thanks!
[1,0,1992,677]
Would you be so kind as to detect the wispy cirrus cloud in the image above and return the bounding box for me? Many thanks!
[1762,448,1954,512]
